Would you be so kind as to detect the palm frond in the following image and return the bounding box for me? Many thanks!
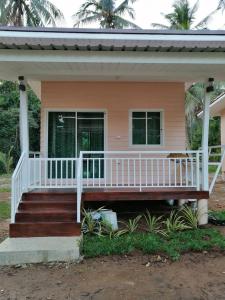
[73,0,139,29]
[151,23,170,29]
[29,0,64,26]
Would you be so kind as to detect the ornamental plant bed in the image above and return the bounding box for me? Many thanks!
[83,229,225,261]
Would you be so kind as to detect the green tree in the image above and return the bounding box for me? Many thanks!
[0,0,64,26]
[152,0,210,30]
[151,0,223,149]
[73,0,140,29]
[186,82,224,149]
[0,81,40,169]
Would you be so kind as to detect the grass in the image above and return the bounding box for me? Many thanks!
[0,201,10,219]
[209,210,225,221]
[208,165,219,173]
[0,187,10,193]
[83,228,225,261]
[0,173,11,179]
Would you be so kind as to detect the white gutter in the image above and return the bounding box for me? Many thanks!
[0,30,225,42]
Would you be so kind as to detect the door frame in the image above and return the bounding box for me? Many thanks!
[44,108,108,158]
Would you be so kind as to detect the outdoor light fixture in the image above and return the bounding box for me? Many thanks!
[206,78,214,93]
[19,83,26,91]
[18,76,26,92]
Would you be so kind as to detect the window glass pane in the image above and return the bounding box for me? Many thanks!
[147,112,161,145]
[132,118,146,144]
[77,119,104,153]
[132,112,146,118]
[77,112,104,119]
[48,112,76,158]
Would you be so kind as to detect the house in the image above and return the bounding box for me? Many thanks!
[1,26,225,239]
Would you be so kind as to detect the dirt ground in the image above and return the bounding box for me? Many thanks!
[0,252,224,300]
[209,180,225,211]
[0,182,225,299]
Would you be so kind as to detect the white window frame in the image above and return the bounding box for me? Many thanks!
[129,109,164,147]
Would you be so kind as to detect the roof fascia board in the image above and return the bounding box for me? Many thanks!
[1,30,225,42]
[1,50,225,64]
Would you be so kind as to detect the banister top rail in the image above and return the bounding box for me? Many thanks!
[80,150,202,155]
[208,145,225,149]
[12,151,26,179]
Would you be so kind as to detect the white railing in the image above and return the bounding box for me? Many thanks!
[208,145,225,194]
[28,157,78,189]
[78,151,201,190]
[75,150,202,222]
[11,152,28,223]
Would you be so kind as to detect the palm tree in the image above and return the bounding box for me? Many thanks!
[186,82,224,148]
[217,0,225,10]
[73,0,140,29]
[0,0,64,26]
[152,0,210,30]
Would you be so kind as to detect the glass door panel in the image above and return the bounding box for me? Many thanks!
[48,112,76,178]
[77,113,104,179]
[48,111,105,179]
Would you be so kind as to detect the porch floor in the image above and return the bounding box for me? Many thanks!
[30,188,209,202]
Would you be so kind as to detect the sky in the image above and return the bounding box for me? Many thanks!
[51,0,225,29]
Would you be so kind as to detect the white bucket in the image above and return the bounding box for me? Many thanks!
[101,210,118,231]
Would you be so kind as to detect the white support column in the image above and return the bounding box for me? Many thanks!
[198,78,213,225]
[19,76,29,154]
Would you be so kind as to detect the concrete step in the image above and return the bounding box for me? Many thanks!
[0,237,81,265]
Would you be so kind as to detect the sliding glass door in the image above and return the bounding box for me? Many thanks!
[48,111,104,178]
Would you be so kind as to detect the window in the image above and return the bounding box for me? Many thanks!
[131,111,163,145]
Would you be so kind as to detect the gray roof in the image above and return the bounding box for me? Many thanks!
[1,26,225,52]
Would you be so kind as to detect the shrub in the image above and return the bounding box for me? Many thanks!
[144,210,163,234]
[119,215,142,234]
[0,147,13,174]
[180,205,198,229]
[162,211,189,236]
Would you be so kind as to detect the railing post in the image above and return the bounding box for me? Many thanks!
[11,180,15,223]
[139,153,142,192]
[76,152,83,223]
[24,152,29,192]
[196,151,200,191]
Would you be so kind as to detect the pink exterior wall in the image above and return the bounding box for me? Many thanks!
[40,81,186,156]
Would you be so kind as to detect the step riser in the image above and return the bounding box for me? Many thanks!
[19,202,76,210]
[15,213,76,222]
[23,194,76,202]
[10,223,81,238]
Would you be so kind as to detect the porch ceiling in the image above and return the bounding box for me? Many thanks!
[1,27,225,83]
[1,51,225,83]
